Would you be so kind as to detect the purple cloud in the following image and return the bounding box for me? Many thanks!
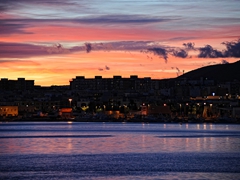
[198,45,224,58]
[0,42,48,58]
[85,43,92,53]
[0,22,32,35]
[222,39,240,57]
[0,42,72,58]
[171,49,188,58]
[105,65,110,70]
[183,42,195,50]
[147,47,168,63]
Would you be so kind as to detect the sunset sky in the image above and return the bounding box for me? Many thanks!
[1,0,240,86]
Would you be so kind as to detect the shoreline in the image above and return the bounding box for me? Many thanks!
[1,118,240,124]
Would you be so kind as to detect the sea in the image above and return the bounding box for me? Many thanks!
[0,122,240,180]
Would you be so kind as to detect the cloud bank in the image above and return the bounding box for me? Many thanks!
[1,39,240,64]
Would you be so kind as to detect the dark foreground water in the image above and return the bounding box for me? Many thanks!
[0,122,240,179]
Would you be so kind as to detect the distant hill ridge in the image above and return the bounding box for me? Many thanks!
[177,60,240,82]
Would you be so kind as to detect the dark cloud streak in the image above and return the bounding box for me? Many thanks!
[183,42,195,50]
[222,39,240,57]
[171,49,188,58]
[75,15,178,24]
[0,42,48,58]
[85,43,92,53]
[0,42,72,58]
[147,47,168,63]
[0,15,178,27]
[105,65,110,70]
[0,0,78,11]
[1,39,240,62]
[197,39,240,58]
[198,45,224,58]
[0,22,32,35]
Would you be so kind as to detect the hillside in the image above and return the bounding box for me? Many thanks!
[178,60,240,82]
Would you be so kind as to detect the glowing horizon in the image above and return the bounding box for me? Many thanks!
[1,1,240,86]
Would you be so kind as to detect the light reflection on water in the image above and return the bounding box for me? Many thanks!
[0,122,239,154]
[0,122,240,179]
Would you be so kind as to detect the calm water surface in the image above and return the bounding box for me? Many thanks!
[0,122,240,179]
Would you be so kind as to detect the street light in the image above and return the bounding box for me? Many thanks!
[68,98,72,107]
[179,104,182,115]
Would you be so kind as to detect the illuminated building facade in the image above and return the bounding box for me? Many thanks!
[0,106,18,117]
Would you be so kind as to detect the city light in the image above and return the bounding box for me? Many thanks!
[68,98,72,107]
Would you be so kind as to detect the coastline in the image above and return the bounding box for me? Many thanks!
[1,116,240,124]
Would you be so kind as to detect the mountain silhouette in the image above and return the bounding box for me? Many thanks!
[177,60,240,82]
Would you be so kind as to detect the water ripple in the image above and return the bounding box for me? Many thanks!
[156,134,240,138]
[0,135,113,138]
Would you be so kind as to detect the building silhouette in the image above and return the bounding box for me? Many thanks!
[0,78,34,91]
